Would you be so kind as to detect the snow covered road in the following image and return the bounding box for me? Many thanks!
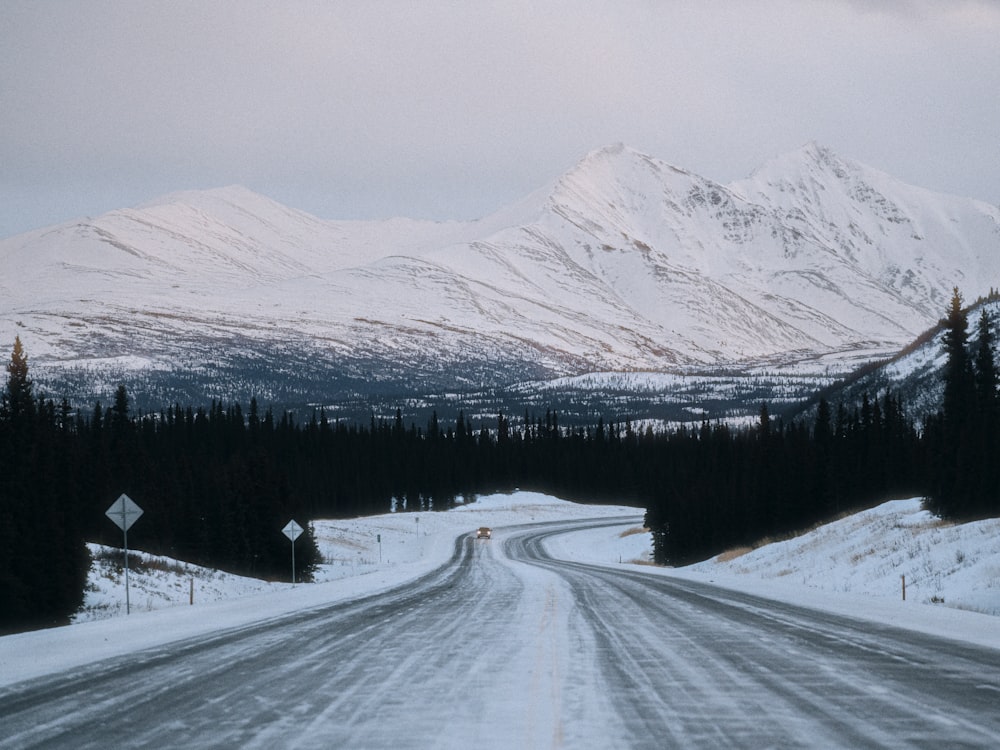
[2,515,999,749]
[517,524,1000,748]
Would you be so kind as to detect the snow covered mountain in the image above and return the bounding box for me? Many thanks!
[2,143,999,413]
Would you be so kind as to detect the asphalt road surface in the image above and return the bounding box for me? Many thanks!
[2,517,999,749]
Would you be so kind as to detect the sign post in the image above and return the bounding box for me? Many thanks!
[282,520,304,585]
[105,493,143,615]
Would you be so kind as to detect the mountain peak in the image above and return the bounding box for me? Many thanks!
[560,143,647,185]
[550,143,697,207]
[742,141,854,187]
[134,184,304,217]
[570,143,689,176]
[588,142,628,158]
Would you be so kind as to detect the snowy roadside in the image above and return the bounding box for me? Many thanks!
[0,493,643,688]
[74,492,647,623]
[2,492,999,690]
[680,497,1000,617]
[535,495,1000,652]
[659,498,1000,652]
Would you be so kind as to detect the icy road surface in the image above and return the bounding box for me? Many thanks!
[2,517,1000,749]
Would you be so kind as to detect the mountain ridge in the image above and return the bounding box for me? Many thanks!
[3,143,999,415]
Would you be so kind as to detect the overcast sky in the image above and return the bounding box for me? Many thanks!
[2,0,998,239]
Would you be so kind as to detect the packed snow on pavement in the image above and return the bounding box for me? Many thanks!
[2,492,999,689]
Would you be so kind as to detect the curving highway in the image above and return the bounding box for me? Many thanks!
[2,517,999,749]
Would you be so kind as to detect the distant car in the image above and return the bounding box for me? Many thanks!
[476,527,492,539]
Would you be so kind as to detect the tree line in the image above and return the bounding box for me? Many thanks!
[2,289,997,633]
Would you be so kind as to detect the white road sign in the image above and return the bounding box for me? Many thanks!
[104,493,144,615]
[106,493,143,531]
[282,519,303,542]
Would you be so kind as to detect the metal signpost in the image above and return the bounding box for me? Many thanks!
[282,519,304,585]
[105,493,143,615]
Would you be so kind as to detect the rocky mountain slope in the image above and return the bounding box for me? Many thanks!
[2,143,998,413]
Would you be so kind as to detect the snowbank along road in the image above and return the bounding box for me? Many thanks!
[2,516,999,749]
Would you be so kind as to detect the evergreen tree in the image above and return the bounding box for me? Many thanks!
[970,307,1000,517]
[0,338,90,634]
[975,308,998,411]
[942,288,975,433]
[111,384,130,430]
[930,289,982,518]
[2,335,34,423]
[813,398,836,514]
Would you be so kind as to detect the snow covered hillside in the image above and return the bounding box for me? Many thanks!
[680,497,1000,617]
[787,295,1000,425]
[3,144,999,412]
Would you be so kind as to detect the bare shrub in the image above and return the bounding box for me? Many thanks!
[618,526,650,538]
[716,546,753,563]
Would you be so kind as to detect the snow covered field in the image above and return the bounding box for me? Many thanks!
[2,492,998,689]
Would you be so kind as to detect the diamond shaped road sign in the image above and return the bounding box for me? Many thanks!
[282,519,304,542]
[105,493,143,532]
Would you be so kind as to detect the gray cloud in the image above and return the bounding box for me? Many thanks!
[1,0,998,238]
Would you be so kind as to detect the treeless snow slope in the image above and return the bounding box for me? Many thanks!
[674,498,1000,616]
[6,143,1000,382]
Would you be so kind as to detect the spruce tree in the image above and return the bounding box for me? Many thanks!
[111,384,130,430]
[813,398,836,513]
[942,288,974,432]
[973,307,1000,516]
[0,338,90,633]
[975,308,998,410]
[3,335,34,423]
[931,289,977,518]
